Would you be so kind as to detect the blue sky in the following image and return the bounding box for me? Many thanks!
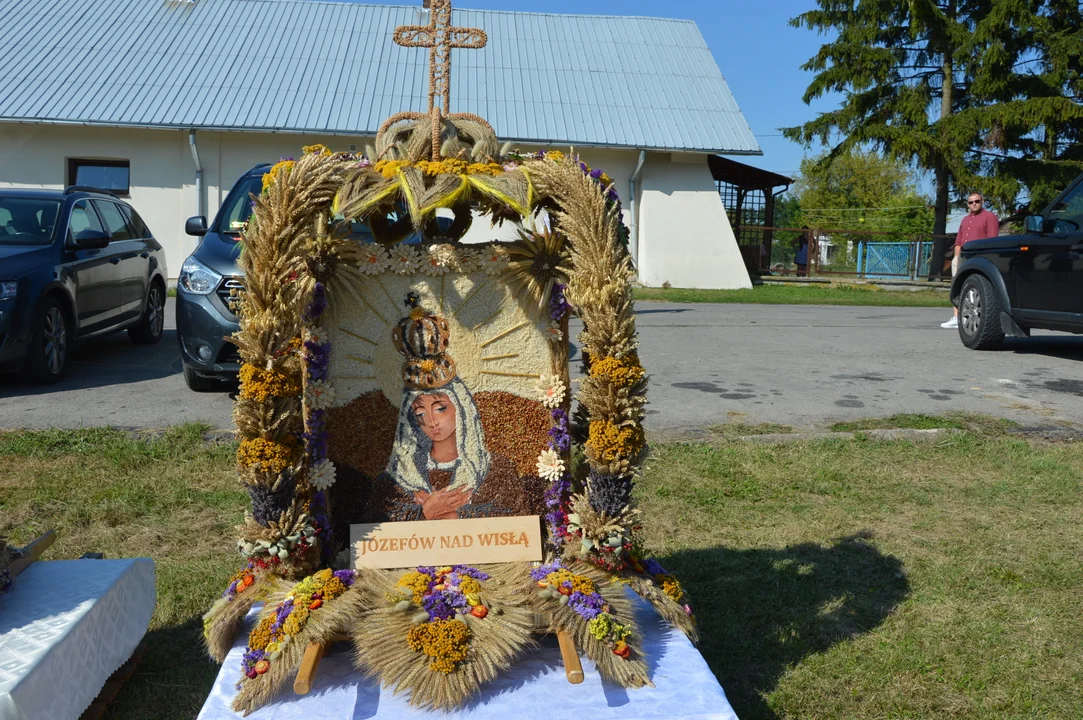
[450,0,841,180]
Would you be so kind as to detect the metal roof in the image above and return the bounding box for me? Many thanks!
[709,155,791,190]
[0,0,760,154]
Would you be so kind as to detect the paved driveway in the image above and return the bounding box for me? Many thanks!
[0,299,235,429]
[632,303,1083,432]
[0,300,1080,430]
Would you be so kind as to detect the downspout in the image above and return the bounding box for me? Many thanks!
[188,129,203,219]
[628,149,646,269]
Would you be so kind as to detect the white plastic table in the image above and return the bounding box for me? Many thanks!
[198,594,738,720]
[0,558,156,720]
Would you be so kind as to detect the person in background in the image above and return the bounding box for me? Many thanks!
[795,226,810,277]
[942,192,999,329]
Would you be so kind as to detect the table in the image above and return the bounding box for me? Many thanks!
[0,558,156,720]
[198,595,738,720]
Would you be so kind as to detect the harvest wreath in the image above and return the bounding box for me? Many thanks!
[200,1,696,714]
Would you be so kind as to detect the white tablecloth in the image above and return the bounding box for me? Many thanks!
[0,558,156,720]
[198,595,738,720]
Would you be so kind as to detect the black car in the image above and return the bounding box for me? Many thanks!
[0,187,168,383]
[177,164,389,391]
[952,174,1083,349]
[176,164,268,391]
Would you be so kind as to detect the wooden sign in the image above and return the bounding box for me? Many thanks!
[351,515,542,569]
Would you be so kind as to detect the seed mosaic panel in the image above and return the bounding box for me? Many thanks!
[320,262,555,537]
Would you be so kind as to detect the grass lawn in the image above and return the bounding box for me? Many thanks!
[0,426,245,720]
[2,421,1081,719]
[634,284,951,307]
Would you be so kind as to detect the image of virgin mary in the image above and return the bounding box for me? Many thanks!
[365,292,530,521]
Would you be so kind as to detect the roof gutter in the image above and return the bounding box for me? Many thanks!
[188,129,203,219]
[628,149,647,269]
[0,118,763,156]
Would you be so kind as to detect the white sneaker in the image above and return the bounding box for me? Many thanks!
[940,317,958,329]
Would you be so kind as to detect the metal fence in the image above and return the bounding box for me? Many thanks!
[737,226,956,281]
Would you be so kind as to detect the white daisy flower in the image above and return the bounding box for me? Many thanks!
[536,373,566,409]
[305,325,329,346]
[304,379,335,411]
[358,245,389,275]
[420,244,454,276]
[453,246,480,273]
[389,244,421,275]
[480,245,509,275]
[536,448,565,481]
[545,321,563,343]
[309,459,336,491]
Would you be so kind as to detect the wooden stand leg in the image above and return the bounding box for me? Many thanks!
[9,530,56,578]
[294,642,326,695]
[79,640,148,720]
[556,630,584,684]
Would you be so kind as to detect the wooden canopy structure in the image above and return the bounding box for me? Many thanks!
[709,155,792,275]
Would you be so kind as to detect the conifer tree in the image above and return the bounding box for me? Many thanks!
[961,0,1083,209]
[784,0,1082,273]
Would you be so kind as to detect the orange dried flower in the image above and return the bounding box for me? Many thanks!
[470,605,488,619]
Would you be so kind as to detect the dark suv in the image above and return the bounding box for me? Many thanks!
[0,187,168,383]
[176,164,268,391]
[952,173,1083,349]
[177,164,387,391]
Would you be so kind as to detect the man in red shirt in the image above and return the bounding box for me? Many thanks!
[942,192,999,328]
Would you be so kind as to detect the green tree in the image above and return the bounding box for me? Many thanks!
[770,193,806,266]
[962,0,1083,209]
[783,1,1083,272]
[794,150,934,234]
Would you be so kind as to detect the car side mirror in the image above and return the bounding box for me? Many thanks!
[185,215,208,236]
[1024,215,1046,234]
[72,229,110,249]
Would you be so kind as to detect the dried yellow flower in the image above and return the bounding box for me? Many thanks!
[589,355,645,389]
[239,363,301,402]
[407,619,472,673]
[586,420,645,463]
[237,437,301,474]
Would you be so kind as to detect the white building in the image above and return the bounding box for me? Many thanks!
[0,0,763,289]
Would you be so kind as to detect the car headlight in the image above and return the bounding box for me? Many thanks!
[0,281,16,301]
[178,256,222,295]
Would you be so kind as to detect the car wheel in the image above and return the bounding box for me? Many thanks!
[958,274,1005,350]
[183,363,223,392]
[129,282,165,344]
[27,297,69,384]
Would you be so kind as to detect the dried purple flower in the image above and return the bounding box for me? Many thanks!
[452,565,489,581]
[642,557,667,577]
[567,590,605,620]
[333,569,357,586]
[304,282,327,322]
[422,592,456,620]
[530,561,563,582]
[248,472,297,527]
[586,471,634,517]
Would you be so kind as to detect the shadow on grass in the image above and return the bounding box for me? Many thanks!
[103,617,222,720]
[662,532,908,720]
